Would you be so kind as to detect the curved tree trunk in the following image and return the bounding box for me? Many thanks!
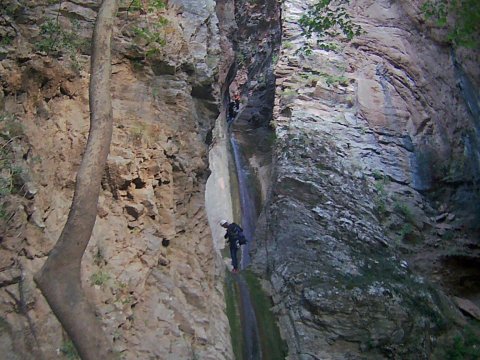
[34,1,119,359]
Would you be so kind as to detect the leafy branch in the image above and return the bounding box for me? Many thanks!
[421,0,480,48]
[124,0,169,58]
[299,0,363,53]
[126,0,166,14]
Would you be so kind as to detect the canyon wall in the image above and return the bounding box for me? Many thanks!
[1,0,479,359]
[0,1,234,358]
[251,0,480,359]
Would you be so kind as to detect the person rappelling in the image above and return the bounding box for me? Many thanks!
[220,219,247,273]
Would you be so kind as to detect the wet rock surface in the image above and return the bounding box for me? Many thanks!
[251,0,480,358]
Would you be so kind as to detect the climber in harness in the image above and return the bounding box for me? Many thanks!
[227,100,237,123]
[220,219,247,273]
[227,93,240,123]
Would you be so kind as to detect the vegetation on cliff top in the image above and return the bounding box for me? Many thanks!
[299,0,362,53]
[421,0,480,48]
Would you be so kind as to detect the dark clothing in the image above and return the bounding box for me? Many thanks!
[224,223,244,270]
[230,246,239,271]
[224,223,244,247]
[228,101,237,122]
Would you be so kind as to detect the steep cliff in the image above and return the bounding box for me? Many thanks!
[0,1,234,358]
[1,0,479,359]
[250,0,480,358]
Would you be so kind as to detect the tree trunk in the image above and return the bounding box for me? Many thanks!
[34,1,119,359]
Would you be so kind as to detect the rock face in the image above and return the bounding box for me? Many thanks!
[250,0,480,359]
[0,1,233,359]
[1,0,479,358]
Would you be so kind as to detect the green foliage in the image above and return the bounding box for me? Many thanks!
[299,72,320,86]
[128,0,166,13]
[0,112,23,139]
[1,36,13,46]
[60,340,80,360]
[299,0,363,53]
[237,51,246,68]
[131,12,168,58]
[1,113,24,220]
[399,223,414,240]
[445,325,480,359]
[373,172,390,219]
[374,198,388,219]
[394,201,415,224]
[281,88,297,97]
[36,18,88,70]
[90,270,110,286]
[114,281,135,305]
[271,53,279,65]
[321,72,349,87]
[148,0,166,11]
[372,170,384,180]
[129,122,146,142]
[0,2,18,16]
[421,0,480,48]
[133,24,166,45]
[127,0,142,11]
[36,20,61,53]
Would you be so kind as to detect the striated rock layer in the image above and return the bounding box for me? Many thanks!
[251,0,480,359]
[0,1,234,359]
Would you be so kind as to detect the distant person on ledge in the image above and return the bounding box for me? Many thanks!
[220,219,246,273]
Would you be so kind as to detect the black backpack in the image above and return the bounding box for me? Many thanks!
[231,224,247,245]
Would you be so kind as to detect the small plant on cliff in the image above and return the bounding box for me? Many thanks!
[271,53,279,65]
[90,270,110,286]
[320,72,349,87]
[0,113,24,221]
[60,340,80,360]
[237,52,246,67]
[299,0,363,54]
[147,0,166,12]
[126,0,166,13]
[399,223,414,241]
[373,173,390,220]
[129,0,169,59]
[394,201,415,224]
[36,18,88,71]
[133,22,167,55]
[421,0,480,48]
[129,122,147,142]
[0,36,13,46]
[281,88,297,98]
[444,325,480,359]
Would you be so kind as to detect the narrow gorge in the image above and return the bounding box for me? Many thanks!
[0,0,479,359]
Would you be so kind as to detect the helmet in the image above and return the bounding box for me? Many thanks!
[220,219,228,226]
